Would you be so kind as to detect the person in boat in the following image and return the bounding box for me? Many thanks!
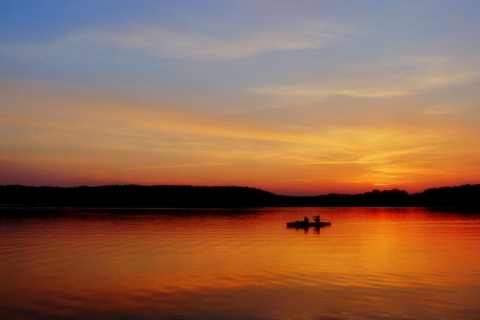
[303,216,309,224]
[313,215,320,223]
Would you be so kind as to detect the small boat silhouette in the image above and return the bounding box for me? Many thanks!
[286,221,331,228]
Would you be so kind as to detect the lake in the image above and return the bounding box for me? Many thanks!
[1,207,480,319]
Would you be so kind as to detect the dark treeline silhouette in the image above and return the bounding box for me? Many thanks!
[0,185,278,208]
[0,184,479,208]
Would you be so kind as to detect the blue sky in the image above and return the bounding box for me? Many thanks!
[1,0,480,195]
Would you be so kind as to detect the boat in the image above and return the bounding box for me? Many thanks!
[286,221,332,228]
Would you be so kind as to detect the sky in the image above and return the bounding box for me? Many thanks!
[1,0,480,195]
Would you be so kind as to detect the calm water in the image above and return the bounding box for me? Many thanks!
[1,207,480,319]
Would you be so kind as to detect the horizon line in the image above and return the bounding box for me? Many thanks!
[2,182,479,197]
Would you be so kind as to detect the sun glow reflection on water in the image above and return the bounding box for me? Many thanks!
[1,207,480,319]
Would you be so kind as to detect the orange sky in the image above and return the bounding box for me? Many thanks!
[1,1,480,195]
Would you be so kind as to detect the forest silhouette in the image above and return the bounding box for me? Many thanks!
[0,184,479,209]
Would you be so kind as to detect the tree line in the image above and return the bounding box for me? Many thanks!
[0,184,478,208]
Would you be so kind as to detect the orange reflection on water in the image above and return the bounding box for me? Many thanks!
[1,208,480,319]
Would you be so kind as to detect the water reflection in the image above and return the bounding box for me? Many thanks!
[286,224,327,234]
[1,207,480,319]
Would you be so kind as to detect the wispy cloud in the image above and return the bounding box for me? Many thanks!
[1,23,347,61]
[0,80,311,147]
[421,106,456,115]
[4,79,480,191]
[253,82,412,99]
[123,163,222,170]
[95,26,332,60]
[252,55,479,100]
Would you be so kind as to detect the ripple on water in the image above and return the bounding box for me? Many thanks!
[1,208,480,319]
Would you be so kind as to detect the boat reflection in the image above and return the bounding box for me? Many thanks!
[287,225,327,234]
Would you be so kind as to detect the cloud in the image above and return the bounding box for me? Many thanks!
[3,76,479,191]
[5,79,451,176]
[252,55,479,100]
[0,79,310,148]
[0,23,347,62]
[421,106,455,115]
[252,82,413,99]
[97,26,332,60]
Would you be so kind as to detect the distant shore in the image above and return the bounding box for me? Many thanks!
[1,184,479,209]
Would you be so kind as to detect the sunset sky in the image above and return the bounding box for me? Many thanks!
[1,1,480,195]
